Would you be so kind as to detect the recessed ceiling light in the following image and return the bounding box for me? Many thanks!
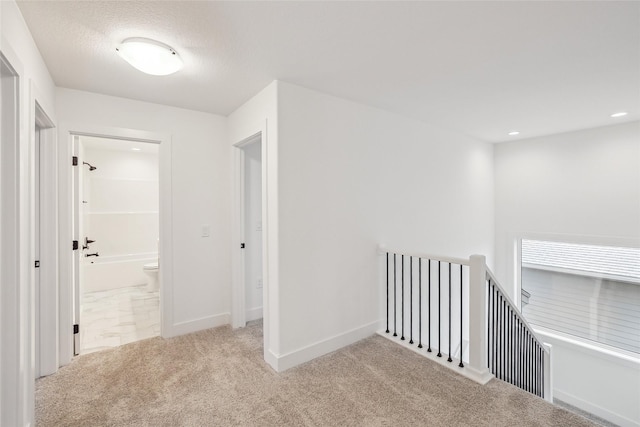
[610,112,628,118]
[116,37,183,76]
[508,131,520,136]
[131,147,141,151]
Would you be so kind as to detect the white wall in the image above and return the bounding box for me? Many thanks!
[228,81,279,368]
[1,1,57,426]
[1,2,55,108]
[56,88,231,336]
[82,145,159,258]
[275,81,494,368]
[494,121,640,426]
[495,121,640,287]
[541,331,640,427]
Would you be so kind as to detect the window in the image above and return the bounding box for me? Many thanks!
[521,239,640,355]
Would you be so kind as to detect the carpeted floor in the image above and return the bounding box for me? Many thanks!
[36,321,597,426]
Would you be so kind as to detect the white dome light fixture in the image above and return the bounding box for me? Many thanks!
[116,38,183,76]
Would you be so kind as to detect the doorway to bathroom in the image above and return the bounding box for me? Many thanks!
[74,135,160,355]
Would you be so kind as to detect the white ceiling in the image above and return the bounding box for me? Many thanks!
[17,1,640,143]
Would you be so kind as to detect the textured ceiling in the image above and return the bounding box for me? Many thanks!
[16,1,640,142]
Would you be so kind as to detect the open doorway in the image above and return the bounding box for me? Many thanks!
[232,132,268,345]
[74,136,160,355]
[33,101,56,378]
[232,126,278,369]
[243,138,263,323]
[57,124,172,368]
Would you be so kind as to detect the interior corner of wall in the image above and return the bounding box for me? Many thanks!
[264,348,280,372]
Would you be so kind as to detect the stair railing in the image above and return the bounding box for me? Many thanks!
[486,267,552,399]
[379,247,552,401]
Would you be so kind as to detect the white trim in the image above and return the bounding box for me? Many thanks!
[232,131,262,329]
[157,132,174,339]
[534,326,640,366]
[0,39,24,427]
[543,343,553,402]
[231,143,248,329]
[30,85,57,379]
[231,121,275,370]
[264,349,279,370]
[272,321,379,372]
[57,123,173,365]
[469,255,495,380]
[514,231,640,249]
[168,313,230,337]
[380,245,470,266]
[72,136,82,356]
[511,233,521,309]
[554,390,639,427]
[378,245,387,336]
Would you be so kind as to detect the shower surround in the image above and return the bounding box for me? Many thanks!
[81,144,159,292]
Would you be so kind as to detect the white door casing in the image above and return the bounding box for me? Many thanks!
[231,120,276,369]
[33,99,57,378]
[1,46,22,427]
[57,124,172,366]
[243,139,263,322]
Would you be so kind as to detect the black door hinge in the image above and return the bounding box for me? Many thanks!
[72,156,78,166]
[34,260,40,268]
[72,240,79,250]
[240,243,245,249]
[73,324,79,334]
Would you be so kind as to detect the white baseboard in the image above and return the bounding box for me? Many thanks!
[164,312,230,338]
[246,306,263,322]
[271,321,379,372]
[554,390,639,427]
[265,349,279,372]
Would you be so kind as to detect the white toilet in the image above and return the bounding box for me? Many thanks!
[143,261,159,292]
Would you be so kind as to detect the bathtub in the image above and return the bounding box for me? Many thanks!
[81,252,157,293]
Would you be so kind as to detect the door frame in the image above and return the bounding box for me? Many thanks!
[232,132,262,328]
[57,123,172,366]
[240,138,264,322]
[32,94,57,378]
[1,42,24,427]
[231,121,273,366]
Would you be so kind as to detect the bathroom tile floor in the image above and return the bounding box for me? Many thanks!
[80,284,160,355]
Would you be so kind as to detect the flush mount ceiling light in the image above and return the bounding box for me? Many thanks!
[508,131,520,136]
[610,111,628,118]
[116,37,183,76]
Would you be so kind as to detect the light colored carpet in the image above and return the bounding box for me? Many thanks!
[36,321,597,426]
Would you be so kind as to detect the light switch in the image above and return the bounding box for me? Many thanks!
[201,225,210,237]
